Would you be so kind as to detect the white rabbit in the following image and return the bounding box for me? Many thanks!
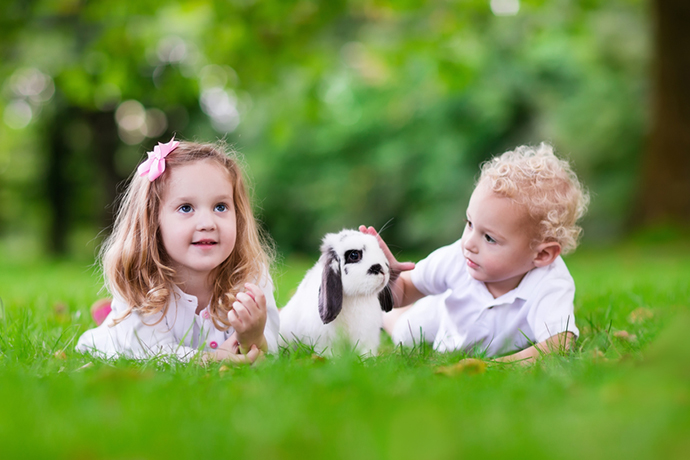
[279,229,393,356]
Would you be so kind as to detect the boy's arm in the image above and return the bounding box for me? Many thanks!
[495,331,575,365]
[358,225,421,309]
[393,271,426,309]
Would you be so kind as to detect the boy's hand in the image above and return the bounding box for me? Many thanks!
[358,225,415,282]
[213,333,264,365]
[227,283,268,354]
[494,332,575,365]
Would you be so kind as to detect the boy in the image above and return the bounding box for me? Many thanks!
[362,143,589,363]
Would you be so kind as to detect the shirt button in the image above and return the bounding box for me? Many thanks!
[203,310,210,319]
[210,341,218,349]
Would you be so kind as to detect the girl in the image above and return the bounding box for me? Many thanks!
[76,138,279,363]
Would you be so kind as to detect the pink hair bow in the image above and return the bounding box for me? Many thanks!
[137,137,180,181]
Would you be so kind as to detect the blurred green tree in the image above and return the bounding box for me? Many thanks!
[243,0,651,252]
[0,0,350,255]
[0,0,675,259]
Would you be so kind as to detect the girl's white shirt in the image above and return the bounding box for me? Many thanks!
[76,275,280,361]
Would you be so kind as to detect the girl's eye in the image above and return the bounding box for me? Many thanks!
[215,204,227,212]
[179,205,193,213]
[484,234,496,244]
[465,219,472,229]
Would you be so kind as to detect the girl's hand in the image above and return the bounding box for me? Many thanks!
[212,333,264,365]
[227,283,268,354]
[359,225,415,283]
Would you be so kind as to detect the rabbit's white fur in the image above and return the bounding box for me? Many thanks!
[279,229,392,355]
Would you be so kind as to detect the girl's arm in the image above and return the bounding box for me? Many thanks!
[209,332,263,364]
[227,283,269,354]
[76,296,202,361]
[495,331,575,365]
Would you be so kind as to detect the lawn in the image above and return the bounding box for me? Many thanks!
[0,235,689,460]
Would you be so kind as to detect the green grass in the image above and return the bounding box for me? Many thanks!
[1,238,689,460]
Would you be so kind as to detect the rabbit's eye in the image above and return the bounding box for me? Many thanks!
[345,250,362,264]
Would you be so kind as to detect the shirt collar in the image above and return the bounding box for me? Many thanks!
[174,285,199,310]
[468,266,540,308]
[495,262,556,305]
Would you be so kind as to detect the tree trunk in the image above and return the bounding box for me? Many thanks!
[45,107,120,255]
[87,110,121,232]
[636,0,690,225]
[46,109,70,255]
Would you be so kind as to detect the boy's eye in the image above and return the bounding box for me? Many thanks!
[484,234,496,244]
[215,203,227,212]
[179,205,193,213]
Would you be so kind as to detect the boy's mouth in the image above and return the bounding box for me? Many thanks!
[465,255,479,269]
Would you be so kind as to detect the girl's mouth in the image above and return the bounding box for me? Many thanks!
[192,240,217,246]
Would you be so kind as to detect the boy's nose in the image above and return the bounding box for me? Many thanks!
[462,232,478,253]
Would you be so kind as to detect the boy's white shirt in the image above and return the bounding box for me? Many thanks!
[410,238,579,356]
[76,275,280,360]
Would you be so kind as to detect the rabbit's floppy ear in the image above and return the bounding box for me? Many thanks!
[378,285,393,312]
[379,267,400,312]
[318,246,343,324]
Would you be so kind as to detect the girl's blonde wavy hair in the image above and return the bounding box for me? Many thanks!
[101,140,273,330]
[479,143,589,255]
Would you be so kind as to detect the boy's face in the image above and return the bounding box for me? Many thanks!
[461,180,539,298]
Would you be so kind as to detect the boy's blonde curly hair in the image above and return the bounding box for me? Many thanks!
[478,143,589,255]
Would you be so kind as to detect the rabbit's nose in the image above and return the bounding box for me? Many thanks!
[368,264,383,275]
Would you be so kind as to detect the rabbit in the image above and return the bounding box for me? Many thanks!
[279,229,393,356]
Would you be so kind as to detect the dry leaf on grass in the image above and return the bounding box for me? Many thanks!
[628,307,653,324]
[613,330,637,342]
[435,358,487,376]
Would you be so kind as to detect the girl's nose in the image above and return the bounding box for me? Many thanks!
[196,211,216,231]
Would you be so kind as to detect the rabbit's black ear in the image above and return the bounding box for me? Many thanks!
[378,285,394,312]
[318,248,343,324]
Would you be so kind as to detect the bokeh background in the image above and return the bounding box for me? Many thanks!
[1,0,688,262]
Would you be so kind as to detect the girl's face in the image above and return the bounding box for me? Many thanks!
[158,160,237,285]
[461,180,538,298]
